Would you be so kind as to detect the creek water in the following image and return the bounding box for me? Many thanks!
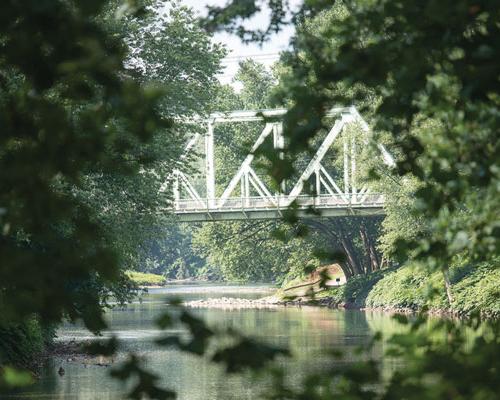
[7,284,401,399]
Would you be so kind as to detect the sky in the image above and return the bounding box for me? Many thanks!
[181,0,296,85]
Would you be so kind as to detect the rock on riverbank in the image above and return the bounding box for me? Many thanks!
[185,296,283,309]
[183,295,346,309]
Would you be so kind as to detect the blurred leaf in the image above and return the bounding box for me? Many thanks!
[0,366,34,388]
[84,337,118,356]
[212,337,289,373]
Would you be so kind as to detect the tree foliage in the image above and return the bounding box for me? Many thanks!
[0,0,167,334]
[205,0,499,271]
[197,1,500,399]
[76,1,225,272]
[0,0,221,389]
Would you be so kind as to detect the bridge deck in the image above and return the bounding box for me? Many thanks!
[173,194,384,222]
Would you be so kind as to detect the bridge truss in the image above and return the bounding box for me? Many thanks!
[167,107,394,222]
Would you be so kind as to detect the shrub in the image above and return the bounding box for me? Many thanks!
[366,259,500,316]
[125,271,166,287]
[451,261,500,317]
[0,317,55,368]
[366,265,438,310]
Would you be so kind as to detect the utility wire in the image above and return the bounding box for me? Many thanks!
[220,52,281,63]
[223,51,281,59]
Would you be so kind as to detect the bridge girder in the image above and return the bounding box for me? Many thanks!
[165,107,394,222]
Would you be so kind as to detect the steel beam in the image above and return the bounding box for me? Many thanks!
[205,121,215,207]
[287,116,346,203]
[173,204,385,222]
[219,123,274,205]
[169,106,394,222]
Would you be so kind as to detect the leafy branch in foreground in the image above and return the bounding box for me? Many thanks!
[154,304,289,369]
[111,354,176,400]
[0,0,166,347]
[114,1,499,398]
[0,0,218,391]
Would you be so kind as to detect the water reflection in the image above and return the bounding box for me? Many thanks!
[7,284,394,400]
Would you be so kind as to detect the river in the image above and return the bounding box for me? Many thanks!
[7,284,401,399]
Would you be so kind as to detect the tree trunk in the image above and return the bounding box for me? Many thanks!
[442,269,454,306]
[371,245,380,271]
[341,237,363,275]
[305,219,355,279]
[305,218,377,279]
[359,226,372,273]
[341,264,353,280]
[359,222,381,272]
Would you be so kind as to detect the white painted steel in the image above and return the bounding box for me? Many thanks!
[219,123,274,205]
[205,122,215,208]
[168,107,392,221]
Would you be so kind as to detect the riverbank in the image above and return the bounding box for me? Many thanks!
[185,261,500,318]
[126,271,167,287]
[126,270,230,288]
[42,340,119,369]
[278,260,500,318]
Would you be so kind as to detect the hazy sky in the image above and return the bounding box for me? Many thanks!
[181,0,296,85]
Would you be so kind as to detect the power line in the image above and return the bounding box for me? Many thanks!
[221,58,278,65]
[223,51,281,59]
[221,52,281,63]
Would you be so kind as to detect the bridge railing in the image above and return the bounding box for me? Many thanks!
[173,193,385,213]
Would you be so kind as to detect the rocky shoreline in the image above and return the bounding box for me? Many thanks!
[183,295,469,318]
[185,296,282,309]
[184,295,358,309]
[43,339,119,369]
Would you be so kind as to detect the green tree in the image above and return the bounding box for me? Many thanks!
[0,0,166,336]
[76,1,225,273]
[206,0,499,278]
[0,1,287,398]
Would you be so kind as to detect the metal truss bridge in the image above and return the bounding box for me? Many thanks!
[166,107,394,222]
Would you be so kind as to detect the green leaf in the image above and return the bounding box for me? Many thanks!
[1,366,34,388]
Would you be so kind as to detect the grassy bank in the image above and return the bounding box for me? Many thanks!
[126,271,166,287]
[365,261,500,317]
[289,260,500,317]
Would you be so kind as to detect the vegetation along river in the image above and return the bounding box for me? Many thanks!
[7,284,403,400]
